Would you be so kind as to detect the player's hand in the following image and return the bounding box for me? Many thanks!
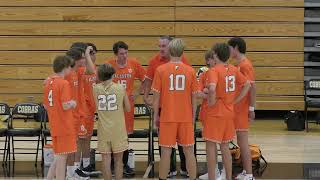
[249,111,255,122]
[154,114,159,129]
[85,46,93,57]
[143,96,153,107]
[69,100,77,108]
[203,88,209,94]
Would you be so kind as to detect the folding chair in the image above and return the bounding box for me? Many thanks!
[40,107,50,167]
[6,103,43,166]
[304,79,320,132]
[0,103,10,165]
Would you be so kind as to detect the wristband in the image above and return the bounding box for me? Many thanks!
[249,106,255,112]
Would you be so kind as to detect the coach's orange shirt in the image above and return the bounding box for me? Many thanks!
[234,58,255,113]
[43,76,75,136]
[81,68,97,116]
[145,53,189,80]
[207,64,247,117]
[107,58,146,96]
[65,67,86,119]
[151,62,199,123]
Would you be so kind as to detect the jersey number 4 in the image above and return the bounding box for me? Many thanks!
[225,75,235,92]
[48,90,53,107]
[98,94,118,111]
[169,74,186,91]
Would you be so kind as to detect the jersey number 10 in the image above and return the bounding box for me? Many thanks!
[98,94,118,111]
[169,74,186,91]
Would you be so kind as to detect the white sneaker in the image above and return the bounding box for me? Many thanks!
[221,168,226,179]
[167,170,177,178]
[235,170,255,180]
[199,167,221,180]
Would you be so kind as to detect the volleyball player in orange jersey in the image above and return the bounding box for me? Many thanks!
[152,39,198,180]
[106,41,146,176]
[65,44,95,179]
[43,55,77,180]
[144,36,190,177]
[205,43,251,180]
[228,37,256,180]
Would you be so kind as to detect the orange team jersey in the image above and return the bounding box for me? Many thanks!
[107,58,146,96]
[81,67,97,116]
[43,76,75,137]
[145,53,189,80]
[234,58,255,113]
[151,62,199,123]
[65,67,86,119]
[198,71,209,122]
[206,64,247,117]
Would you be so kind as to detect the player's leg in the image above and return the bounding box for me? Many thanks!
[220,142,232,180]
[182,146,196,180]
[159,122,177,179]
[178,123,196,179]
[55,154,68,180]
[101,153,112,180]
[114,151,124,180]
[237,131,253,176]
[47,158,56,180]
[206,140,217,180]
[123,102,135,176]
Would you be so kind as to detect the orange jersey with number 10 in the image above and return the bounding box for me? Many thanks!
[151,62,199,123]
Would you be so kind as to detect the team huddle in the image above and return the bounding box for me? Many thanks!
[43,36,256,180]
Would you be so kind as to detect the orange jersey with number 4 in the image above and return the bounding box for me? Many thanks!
[43,76,75,137]
[151,62,199,123]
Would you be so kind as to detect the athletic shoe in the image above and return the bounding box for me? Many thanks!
[74,168,90,180]
[123,164,135,177]
[180,169,189,177]
[82,164,101,176]
[167,170,177,178]
[236,170,254,180]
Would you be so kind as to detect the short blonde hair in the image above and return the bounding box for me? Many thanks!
[168,38,185,57]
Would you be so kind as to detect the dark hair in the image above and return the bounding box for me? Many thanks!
[227,37,247,54]
[53,55,71,73]
[212,43,230,62]
[66,48,84,61]
[70,42,87,53]
[205,49,213,61]
[113,41,128,54]
[159,35,173,41]
[98,64,116,81]
[87,42,97,52]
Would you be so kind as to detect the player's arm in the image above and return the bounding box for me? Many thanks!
[61,81,77,110]
[134,61,146,100]
[123,92,131,112]
[208,84,217,106]
[143,61,155,106]
[62,100,77,110]
[152,92,160,128]
[192,93,197,123]
[234,80,251,104]
[84,46,95,75]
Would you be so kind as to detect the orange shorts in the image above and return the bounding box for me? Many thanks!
[159,122,194,147]
[124,99,135,134]
[52,135,77,154]
[79,115,95,138]
[74,118,80,137]
[203,113,235,144]
[234,109,249,131]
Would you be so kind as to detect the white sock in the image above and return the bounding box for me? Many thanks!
[247,173,253,177]
[67,166,74,177]
[74,162,81,169]
[83,158,90,168]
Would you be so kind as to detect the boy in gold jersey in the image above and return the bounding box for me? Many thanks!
[93,64,131,180]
